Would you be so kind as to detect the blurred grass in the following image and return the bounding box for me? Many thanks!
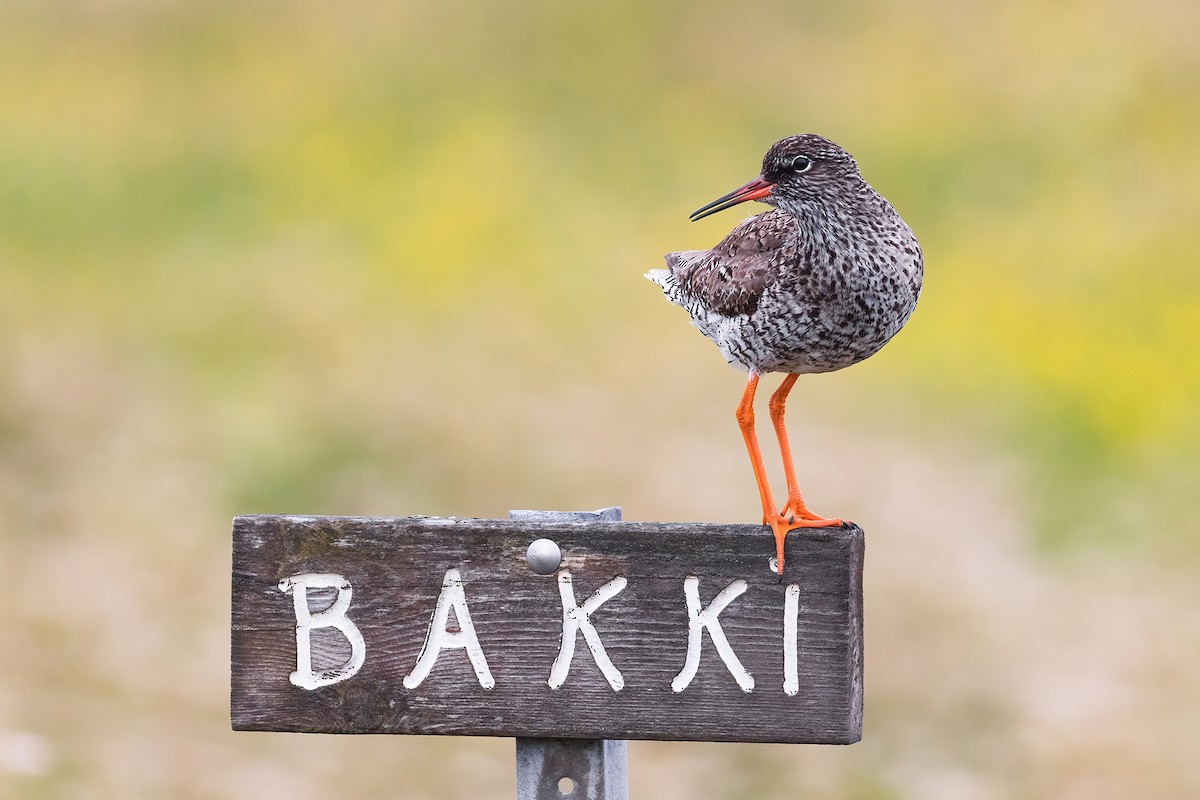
[3,0,1196,547]
[2,0,1199,798]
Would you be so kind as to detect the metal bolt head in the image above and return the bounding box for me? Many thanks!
[526,538,562,574]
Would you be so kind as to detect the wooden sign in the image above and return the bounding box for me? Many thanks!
[231,514,864,745]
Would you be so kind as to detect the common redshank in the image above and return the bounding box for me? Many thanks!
[646,134,922,574]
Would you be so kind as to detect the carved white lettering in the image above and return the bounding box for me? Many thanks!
[783,583,800,696]
[671,577,754,693]
[403,568,495,690]
[548,571,626,691]
[278,573,366,690]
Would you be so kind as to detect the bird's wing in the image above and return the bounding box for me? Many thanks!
[667,211,799,317]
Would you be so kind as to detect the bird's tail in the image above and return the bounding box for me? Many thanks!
[644,268,672,288]
[646,250,701,306]
[644,268,682,306]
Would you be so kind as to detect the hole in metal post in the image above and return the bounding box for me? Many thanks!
[557,776,575,795]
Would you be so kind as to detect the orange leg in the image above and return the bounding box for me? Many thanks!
[735,373,780,525]
[767,374,842,527]
[737,373,843,575]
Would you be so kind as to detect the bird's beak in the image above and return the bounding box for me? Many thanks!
[689,176,774,222]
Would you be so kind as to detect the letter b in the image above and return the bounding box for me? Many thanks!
[278,573,366,690]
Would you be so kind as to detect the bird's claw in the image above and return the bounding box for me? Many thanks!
[780,500,839,525]
[763,510,847,575]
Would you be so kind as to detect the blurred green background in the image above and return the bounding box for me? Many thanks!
[2,0,1198,797]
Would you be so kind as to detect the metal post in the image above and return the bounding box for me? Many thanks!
[509,507,629,800]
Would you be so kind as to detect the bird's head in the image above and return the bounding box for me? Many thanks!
[689,134,863,222]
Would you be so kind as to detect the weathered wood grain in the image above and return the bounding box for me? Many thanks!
[231,515,864,745]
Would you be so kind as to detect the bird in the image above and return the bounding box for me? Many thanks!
[646,134,922,574]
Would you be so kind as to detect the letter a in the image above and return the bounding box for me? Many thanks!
[278,573,366,690]
[671,577,754,693]
[548,571,626,691]
[404,569,495,690]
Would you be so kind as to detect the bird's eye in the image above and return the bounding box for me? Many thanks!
[790,156,813,173]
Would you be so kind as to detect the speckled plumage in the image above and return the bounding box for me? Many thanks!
[647,134,922,375]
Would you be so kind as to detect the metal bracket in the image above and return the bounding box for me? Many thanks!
[509,508,629,800]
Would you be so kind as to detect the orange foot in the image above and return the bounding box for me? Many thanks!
[767,511,844,575]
